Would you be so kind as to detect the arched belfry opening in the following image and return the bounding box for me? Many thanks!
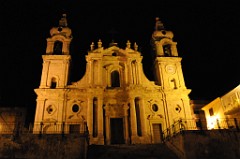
[163,44,172,56]
[111,70,120,87]
[50,77,57,88]
[53,40,63,55]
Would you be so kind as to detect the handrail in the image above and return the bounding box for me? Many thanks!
[0,121,90,137]
[162,118,240,142]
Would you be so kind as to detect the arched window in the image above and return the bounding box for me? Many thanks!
[131,60,139,84]
[93,60,98,85]
[163,44,171,56]
[111,71,120,87]
[50,77,57,89]
[152,104,159,112]
[53,41,63,55]
[93,97,98,137]
[170,78,177,89]
[135,97,142,136]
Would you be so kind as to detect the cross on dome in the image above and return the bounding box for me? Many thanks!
[59,14,68,27]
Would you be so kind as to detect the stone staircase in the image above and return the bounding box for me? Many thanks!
[87,144,179,159]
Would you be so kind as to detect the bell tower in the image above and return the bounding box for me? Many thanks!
[151,17,194,126]
[39,13,72,89]
[33,14,72,133]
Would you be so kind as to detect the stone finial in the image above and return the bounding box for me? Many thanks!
[134,42,138,51]
[98,39,102,48]
[90,42,94,51]
[59,14,68,27]
[155,17,164,31]
[126,40,131,49]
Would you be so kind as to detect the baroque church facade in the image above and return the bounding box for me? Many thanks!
[33,14,194,145]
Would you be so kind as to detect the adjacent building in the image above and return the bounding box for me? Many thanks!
[202,84,240,129]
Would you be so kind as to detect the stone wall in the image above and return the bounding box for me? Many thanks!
[0,133,88,159]
[166,130,240,159]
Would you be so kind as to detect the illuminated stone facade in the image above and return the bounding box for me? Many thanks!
[33,14,194,145]
[202,84,240,129]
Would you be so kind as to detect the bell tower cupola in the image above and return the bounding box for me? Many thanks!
[46,13,72,55]
[151,17,178,57]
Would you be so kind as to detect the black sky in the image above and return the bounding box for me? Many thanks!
[0,1,239,109]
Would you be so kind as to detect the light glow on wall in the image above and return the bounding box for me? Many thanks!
[206,114,220,129]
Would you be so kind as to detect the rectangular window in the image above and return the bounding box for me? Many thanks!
[209,108,214,116]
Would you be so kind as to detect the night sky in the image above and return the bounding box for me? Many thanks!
[0,1,239,111]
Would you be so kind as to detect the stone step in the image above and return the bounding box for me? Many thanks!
[87,144,179,159]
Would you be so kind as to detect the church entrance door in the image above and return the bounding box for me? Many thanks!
[110,118,125,144]
[152,123,163,143]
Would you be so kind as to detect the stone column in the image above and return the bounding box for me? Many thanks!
[106,69,111,87]
[124,104,130,144]
[162,99,171,131]
[155,42,164,56]
[130,98,138,142]
[98,98,104,144]
[33,99,45,134]
[124,63,128,85]
[105,106,111,145]
[40,60,50,88]
[90,60,93,85]
[176,61,186,89]
[170,43,178,56]
[140,99,147,137]
[129,61,133,84]
[137,61,141,84]
[132,63,136,84]
[56,98,64,133]
[63,59,70,87]
[87,97,93,139]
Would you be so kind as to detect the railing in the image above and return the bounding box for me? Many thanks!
[0,122,89,137]
[162,118,240,141]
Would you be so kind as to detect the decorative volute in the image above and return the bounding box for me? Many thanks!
[151,17,178,57]
[46,14,72,55]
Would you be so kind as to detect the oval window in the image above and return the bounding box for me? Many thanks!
[152,104,158,112]
[72,104,79,113]
[175,105,181,113]
[46,105,54,114]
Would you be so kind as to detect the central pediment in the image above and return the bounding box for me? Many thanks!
[88,40,141,57]
[102,45,127,56]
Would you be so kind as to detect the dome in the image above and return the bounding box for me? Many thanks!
[152,17,174,40]
[49,14,72,38]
